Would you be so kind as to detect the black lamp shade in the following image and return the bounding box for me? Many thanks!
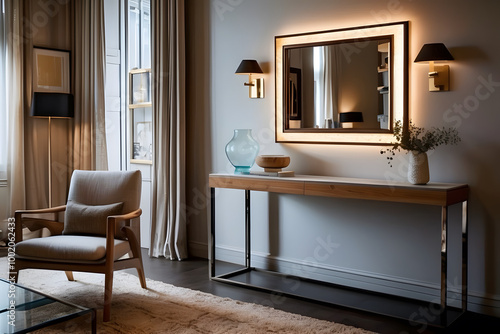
[339,112,363,123]
[31,92,74,118]
[414,43,454,62]
[235,59,263,74]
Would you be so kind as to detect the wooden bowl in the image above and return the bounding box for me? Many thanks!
[255,155,290,171]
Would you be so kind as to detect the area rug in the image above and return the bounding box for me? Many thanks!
[1,258,375,333]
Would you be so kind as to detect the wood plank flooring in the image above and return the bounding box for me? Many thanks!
[125,250,500,334]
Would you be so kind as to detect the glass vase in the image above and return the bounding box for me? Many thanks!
[225,129,259,174]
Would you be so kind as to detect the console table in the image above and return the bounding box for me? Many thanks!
[209,173,469,327]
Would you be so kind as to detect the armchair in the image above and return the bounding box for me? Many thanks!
[14,170,147,322]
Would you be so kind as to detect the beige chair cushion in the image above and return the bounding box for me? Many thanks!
[68,170,141,214]
[15,235,131,263]
[63,200,123,237]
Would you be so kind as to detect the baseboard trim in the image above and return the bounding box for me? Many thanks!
[213,244,500,317]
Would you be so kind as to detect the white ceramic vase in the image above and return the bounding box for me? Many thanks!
[408,151,430,185]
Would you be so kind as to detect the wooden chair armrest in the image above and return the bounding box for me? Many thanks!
[15,205,67,215]
[108,208,143,223]
[105,208,142,239]
[105,208,142,262]
[21,218,64,235]
[14,205,67,243]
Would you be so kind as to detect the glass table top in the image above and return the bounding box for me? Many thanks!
[0,278,95,333]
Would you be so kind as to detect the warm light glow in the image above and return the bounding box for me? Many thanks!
[276,22,407,144]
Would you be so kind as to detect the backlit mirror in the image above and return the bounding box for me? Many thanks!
[275,22,408,144]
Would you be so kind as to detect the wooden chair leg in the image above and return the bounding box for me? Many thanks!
[136,266,147,289]
[103,270,113,322]
[65,271,75,281]
[123,226,147,289]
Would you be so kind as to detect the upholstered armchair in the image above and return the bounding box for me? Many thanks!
[14,170,147,322]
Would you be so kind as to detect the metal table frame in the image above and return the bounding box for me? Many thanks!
[209,173,469,327]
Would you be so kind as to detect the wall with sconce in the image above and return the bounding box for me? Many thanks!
[235,59,265,98]
[415,43,455,91]
[185,0,500,316]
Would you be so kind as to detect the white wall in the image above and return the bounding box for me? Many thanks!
[186,0,500,316]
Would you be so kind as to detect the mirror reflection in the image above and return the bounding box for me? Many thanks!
[285,38,391,131]
[275,21,408,145]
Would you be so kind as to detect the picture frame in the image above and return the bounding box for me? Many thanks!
[33,47,70,94]
[129,68,151,107]
[288,67,302,121]
[130,107,152,164]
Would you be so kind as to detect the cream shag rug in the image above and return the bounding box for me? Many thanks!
[1,259,375,333]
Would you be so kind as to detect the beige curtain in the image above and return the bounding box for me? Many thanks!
[23,1,72,210]
[5,0,26,215]
[318,45,340,128]
[72,0,107,171]
[150,0,187,260]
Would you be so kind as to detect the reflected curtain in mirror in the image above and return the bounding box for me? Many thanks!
[315,45,341,129]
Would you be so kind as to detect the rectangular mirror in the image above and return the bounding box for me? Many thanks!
[275,21,408,144]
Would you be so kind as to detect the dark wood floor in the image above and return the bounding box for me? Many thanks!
[125,250,500,334]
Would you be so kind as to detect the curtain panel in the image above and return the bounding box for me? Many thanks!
[150,0,187,260]
[0,0,5,179]
[3,0,107,216]
[5,0,26,216]
[72,0,108,172]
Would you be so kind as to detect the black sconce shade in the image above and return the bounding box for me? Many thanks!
[31,92,74,118]
[339,111,364,123]
[235,59,263,74]
[414,43,454,62]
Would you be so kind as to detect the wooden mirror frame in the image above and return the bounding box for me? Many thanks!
[275,21,408,145]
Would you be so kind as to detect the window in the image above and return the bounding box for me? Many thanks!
[128,0,150,70]
[127,1,151,167]
[0,0,7,180]
[104,0,150,171]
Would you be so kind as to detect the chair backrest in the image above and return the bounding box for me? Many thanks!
[63,170,142,237]
[67,170,142,214]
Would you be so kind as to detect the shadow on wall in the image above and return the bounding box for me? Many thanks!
[185,0,213,255]
[463,142,500,299]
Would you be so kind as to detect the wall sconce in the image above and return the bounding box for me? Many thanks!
[339,111,363,128]
[235,59,264,98]
[414,43,454,92]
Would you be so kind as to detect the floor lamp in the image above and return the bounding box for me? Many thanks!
[30,92,74,207]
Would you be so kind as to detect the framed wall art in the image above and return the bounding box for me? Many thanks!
[33,47,70,94]
[288,67,302,121]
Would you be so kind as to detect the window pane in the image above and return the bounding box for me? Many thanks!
[128,3,140,70]
[141,2,150,69]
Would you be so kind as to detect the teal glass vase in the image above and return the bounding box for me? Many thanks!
[225,129,259,174]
